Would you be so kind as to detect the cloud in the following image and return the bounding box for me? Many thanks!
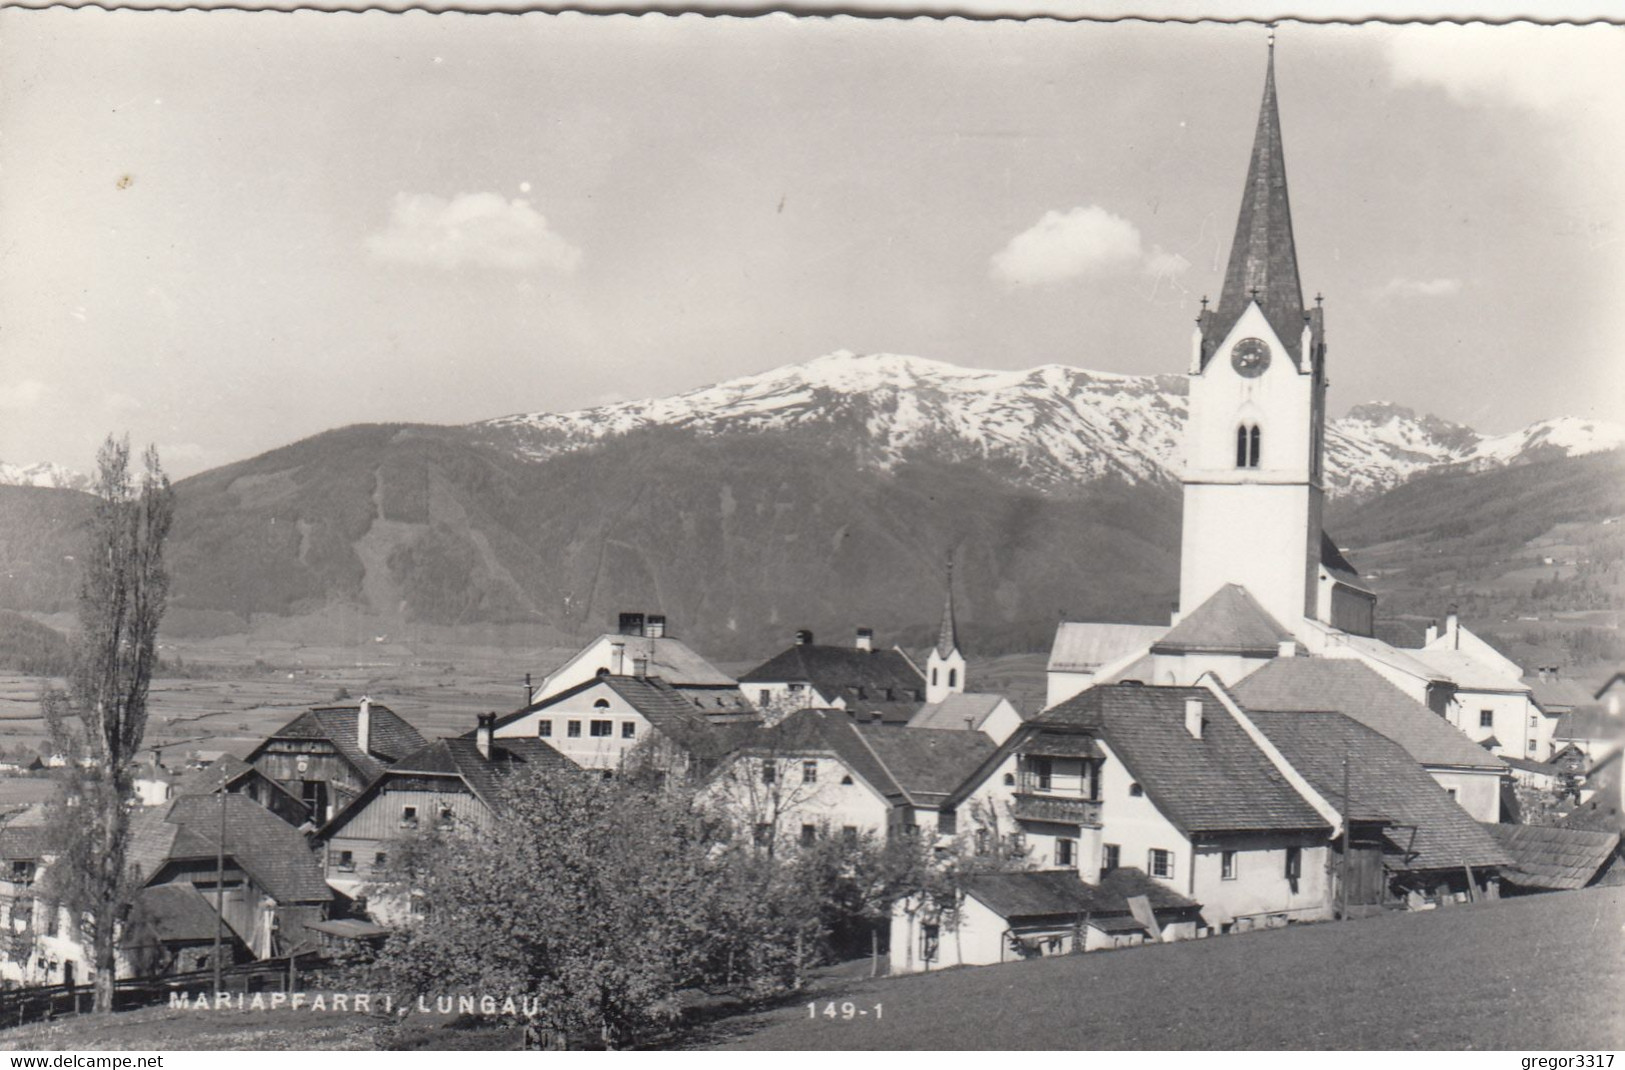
[1374,276,1462,299]
[1385,25,1625,117]
[990,205,1186,286]
[366,192,582,273]
[0,379,50,410]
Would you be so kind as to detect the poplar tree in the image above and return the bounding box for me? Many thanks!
[41,436,175,1013]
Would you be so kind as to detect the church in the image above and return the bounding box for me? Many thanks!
[1042,43,1533,820]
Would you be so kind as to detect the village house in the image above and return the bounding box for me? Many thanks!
[527,611,750,715]
[125,792,333,965]
[167,754,312,828]
[739,629,927,723]
[1231,657,1509,823]
[492,672,757,774]
[891,868,1203,974]
[1046,622,1171,707]
[246,697,428,825]
[319,714,579,900]
[946,678,1340,934]
[703,707,996,849]
[0,810,74,987]
[1242,710,1511,906]
[1551,705,1624,769]
[906,693,1025,744]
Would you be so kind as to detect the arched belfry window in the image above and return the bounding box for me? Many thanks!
[948,668,958,688]
[1236,423,1261,469]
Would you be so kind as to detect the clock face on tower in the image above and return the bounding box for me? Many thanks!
[1231,338,1271,377]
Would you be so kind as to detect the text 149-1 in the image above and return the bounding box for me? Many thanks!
[808,1001,882,1020]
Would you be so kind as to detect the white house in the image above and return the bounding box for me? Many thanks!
[738,629,926,723]
[528,611,746,711]
[906,693,1025,744]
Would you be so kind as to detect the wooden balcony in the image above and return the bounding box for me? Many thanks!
[1011,792,1101,827]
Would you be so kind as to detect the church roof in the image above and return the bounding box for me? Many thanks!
[1152,584,1291,657]
[936,566,961,659]
[1048,622,1167,673]
[1203,47,1307,365]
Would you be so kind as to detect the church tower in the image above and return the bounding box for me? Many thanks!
[925,561,966,704]
[1178,42,1328,630]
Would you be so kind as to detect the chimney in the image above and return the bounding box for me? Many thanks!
[618,612,646,637]
[357,695,373,757]
[632,656,649,678]
[1445,605,1460,649]
[476,712,495,759]
[855,627,874,652]
[609,639,626,676]
[1184,698,1204,740]
[524,672,533,704]
[794,629,814,646]
[1424,621,1439,646]
[1277,639,1298,658]
[645,614,667,639]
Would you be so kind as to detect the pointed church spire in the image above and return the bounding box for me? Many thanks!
[935,559,960,659]
[1204,37,1306,366]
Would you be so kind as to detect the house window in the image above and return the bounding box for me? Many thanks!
[438,805,455,829]
[762,762,777,785]
[754,823,773,847]
[758,689,770,706]
[590,720,613,737]
[537,720,552,738]
[1285,847,1303,882]
[841,774,854,786]
[1148,848,1174,880]
[1102,844,1120,873]
[1057,839,1076,867]
[1446,788,1458,800]
[621,722,636,739]
[1031,756,1053,791]
[1129,782,1144,797]
[842,826,859,845]
[1003,772,1015,786]
[974,828,990,856]
[1480,710,1495,729]
[800,824,818,847]
[401,806,418,829]
[1221,850,1237,880]
[593,698,611,710]
[920,923,940,963]
[802,760,818,784]
[1529,714,1539,728]
[567,720,582,738]
[1528,739,1538,753]
[8,860,36,884]
[938,810,958,835]
[374,852,387,868]
[337,850,355,872]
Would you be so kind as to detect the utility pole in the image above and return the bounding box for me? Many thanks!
[1340,753,1352,921]
[214,785,225,995]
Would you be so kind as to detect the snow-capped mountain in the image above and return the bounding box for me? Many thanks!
[0,460,91,492]
[475,351,1623,498]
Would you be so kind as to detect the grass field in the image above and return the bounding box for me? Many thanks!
[705,886,1625,1051]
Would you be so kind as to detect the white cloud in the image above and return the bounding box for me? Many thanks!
[0,379,50,410]
[1375,276,1462,299]
[366,192,582,273]
[990,205,1186,286]
[1386,25,1625,117]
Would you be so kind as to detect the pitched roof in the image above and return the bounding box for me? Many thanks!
[168,754,303,808]
[1233,658,1505,771]
[1555,707,1624,744]
[393,736,580,810]
[1040,683,1327,835]
[1047,622,1167,673]
[1314,629,1450,683]
[849,725,997,805]
[735,708,897,800]
[935,564,961,659]
[138,794,331,903]
[739,644,925,699]
[126,883,245,945]
[1523,675,1595,711]
[255,702,428,782]
[1201,48,1306,363]
[1409,648,1528,693]
[598,675,759,761]
[1152,585,1291,657]
[583,634,737,688]
[961,867,1198,922]
[908,693,1012,732]
[1247,711,1512,872]
[1320,532,1371,593]
[1502,755,1565,776]
[1483,823,1620,890]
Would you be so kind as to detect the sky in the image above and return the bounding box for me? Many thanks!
[1,14,1622,477]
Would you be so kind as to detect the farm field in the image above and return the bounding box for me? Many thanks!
[706,885,1625,1051]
